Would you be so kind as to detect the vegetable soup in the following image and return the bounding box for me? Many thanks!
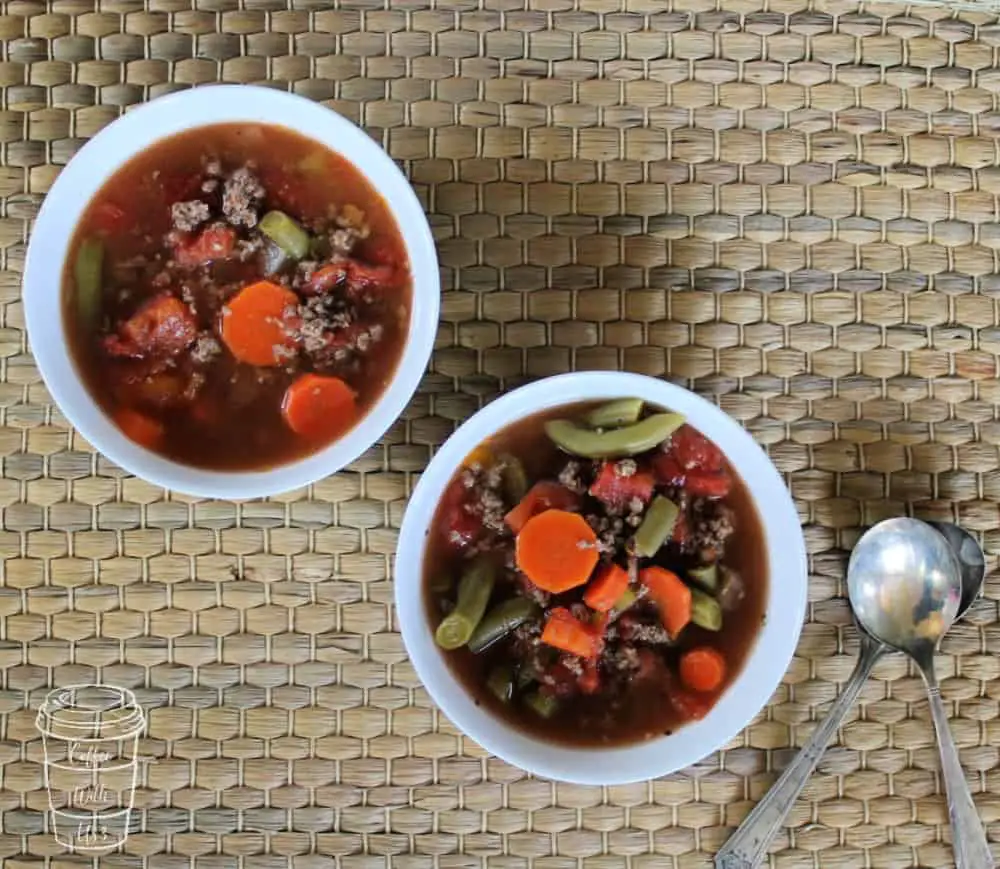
[62,123,411,470]
[423,399,767,747]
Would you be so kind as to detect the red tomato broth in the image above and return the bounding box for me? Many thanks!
[62,123,411,470]
[423,401,768,747]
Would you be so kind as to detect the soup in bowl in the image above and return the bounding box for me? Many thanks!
[396,372,807,784]
[24,85,439,498]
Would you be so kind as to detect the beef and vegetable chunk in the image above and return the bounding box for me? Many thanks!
[425,399,766,747]
[63,123,411,470]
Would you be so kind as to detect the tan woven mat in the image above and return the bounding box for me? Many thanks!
[4,0,1000,866]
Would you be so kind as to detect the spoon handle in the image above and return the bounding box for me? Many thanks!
[925,678,995,868]
[714,635,886,869]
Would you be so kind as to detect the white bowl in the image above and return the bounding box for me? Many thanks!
[396,371,807,785]
[23,84,439,499]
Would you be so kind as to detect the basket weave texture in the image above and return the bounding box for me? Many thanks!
[3,0,1000,866]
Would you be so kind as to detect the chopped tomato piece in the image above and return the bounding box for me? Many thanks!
[589,462,655,510]
[103,294,198,360]
[302,263,348,296]
[670,424,723,473]
[440,478,482,550]
[652,452,686,486]
[504,481,580,534]
[344,261,396,299]
[685,471,732,499]
[174,226,237,268]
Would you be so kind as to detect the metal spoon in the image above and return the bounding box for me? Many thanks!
[849,518,992,869]
[715,519,987,869]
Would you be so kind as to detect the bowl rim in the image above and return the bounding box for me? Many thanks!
[23,84,439,499]
[395,371,808,785]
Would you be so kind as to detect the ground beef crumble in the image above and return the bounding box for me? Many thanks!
[221,167,265,228]
[171,200,210,232]
[191,333,221,364]
[557,460,587,493]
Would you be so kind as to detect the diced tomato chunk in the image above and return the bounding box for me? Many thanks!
[504,481,581,534]
[343,261,396,299]
[174,226,237,268]
[652,452,686,487]
[440,479,482,550]
[103,294,198,360]
[685,471,732,499]
[588,462,655,510]
[302,263,349,296]
[670,424,724,473]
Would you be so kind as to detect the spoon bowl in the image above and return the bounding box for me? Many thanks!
[847,517,992,869]
[847,517,962,655]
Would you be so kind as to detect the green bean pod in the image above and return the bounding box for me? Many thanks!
[434,557,496,650]
[632,495,680,558]
[545,412,685,459]
[467,597,540,654]
[687,563,718,592]
[585,398,644,429]
[74,237,104,326]
[690,588,723,631]
[486,665,516,703]
[499,454,529,504]
[524,690,559,719]
[259,210,311,260]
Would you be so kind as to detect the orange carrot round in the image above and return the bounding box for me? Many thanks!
[282,374,357,440]
[679,647,727,694]
[583,563,629,613]
[640,566,692,638]
[114,407,165,450]
[515,508,598,593]
[540,607,601,659]
[220,280,300,366]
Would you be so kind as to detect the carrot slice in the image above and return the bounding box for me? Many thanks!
[220,280,300,366]
[282,374,357,440]
[504,481,580,534]
[114,407,165,450]
[639,566,692,638]
[583,563,630,613]
[541,607,601,659]
[679,647,727,693]
[515,509,598,593]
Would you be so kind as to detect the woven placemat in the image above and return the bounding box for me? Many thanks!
[4,0,1000,866]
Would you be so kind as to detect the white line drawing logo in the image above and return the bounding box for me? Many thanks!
[35,684,146,852]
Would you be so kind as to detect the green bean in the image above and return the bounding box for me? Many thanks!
[486,665,515,703]
[428,573,453,595]
[545,412,685,459]
[524,690,559,719]
[516,664,538,690]
[499,454,529,504]
[687,564,718,593]
[74,237,104,326]
[467,597,540,654]
[586,398,644,429]
[259,210,311,260]
[434,556,496,650]
[632,495,679,558]
[690,588,723,631]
